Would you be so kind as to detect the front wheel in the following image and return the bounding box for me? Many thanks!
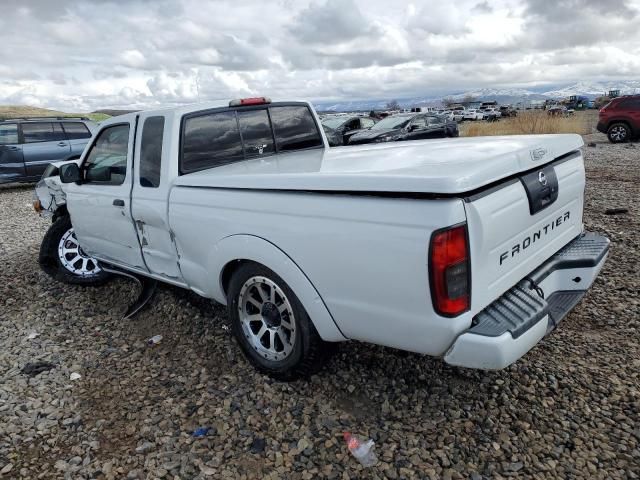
[39,216,111,285]
[227,262,332,380]
[607,123,630,143]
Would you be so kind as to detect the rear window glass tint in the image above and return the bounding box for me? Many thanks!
[62,122,92,139]
[269,106,322,152]
[22,122,66,143]
[237,109,274,158]
[140,116,165,188]
[182,111,243,173]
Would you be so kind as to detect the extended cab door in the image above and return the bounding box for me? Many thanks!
[64,119,147,270]
[130,113,182,280]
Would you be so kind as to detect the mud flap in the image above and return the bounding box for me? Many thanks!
[101,266,158,319]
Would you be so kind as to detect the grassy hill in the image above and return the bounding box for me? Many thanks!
[0,105,110,122]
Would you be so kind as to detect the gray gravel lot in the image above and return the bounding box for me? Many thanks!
[0,133,638,480]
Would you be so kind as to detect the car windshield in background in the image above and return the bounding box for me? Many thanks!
[370,115,413,130]
[321,117,346,129]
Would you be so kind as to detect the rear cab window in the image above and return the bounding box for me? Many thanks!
[180,103,322,174]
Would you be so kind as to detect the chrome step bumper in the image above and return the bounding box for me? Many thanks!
[444,232,609,370]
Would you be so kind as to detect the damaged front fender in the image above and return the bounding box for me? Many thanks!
[33,161,77,218]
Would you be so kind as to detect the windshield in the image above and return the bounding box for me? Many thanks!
[321,117,346,129]
[370,115,412,130]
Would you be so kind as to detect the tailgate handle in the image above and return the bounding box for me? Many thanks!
[520,167,559,215]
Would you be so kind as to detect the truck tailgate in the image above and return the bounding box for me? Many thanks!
[464,152,586,314]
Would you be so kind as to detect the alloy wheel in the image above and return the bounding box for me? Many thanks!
[57,228,102,277]
[237,276,297,361]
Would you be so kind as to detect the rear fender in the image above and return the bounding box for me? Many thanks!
[207,234,346,342]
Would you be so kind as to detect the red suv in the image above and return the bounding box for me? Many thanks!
[597,95,640,143]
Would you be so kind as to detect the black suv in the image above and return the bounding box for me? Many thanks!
[0,117,96,184]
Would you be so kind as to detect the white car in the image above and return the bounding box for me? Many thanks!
[35,97,609,379]
[484,108,502,118]
[463,109,486,120]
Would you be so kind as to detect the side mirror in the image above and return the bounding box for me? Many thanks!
[59,163,81,184]
[409,125,420,132]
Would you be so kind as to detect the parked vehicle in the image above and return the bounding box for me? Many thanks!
[348,113,458,144]
[0,117,96,184]
[321,115,376,145]
[35,97,609,379]
[499,105,517,117]
[462,109,485,121]
[596,95,640,143]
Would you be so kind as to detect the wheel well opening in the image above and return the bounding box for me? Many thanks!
[52,205,69,223]
[220,259,251,297]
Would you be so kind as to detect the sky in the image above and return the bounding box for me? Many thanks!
[1,0,639,111]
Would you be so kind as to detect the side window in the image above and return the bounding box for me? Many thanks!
[237,109,274,158]
[410,116,427,129]
[182,111,243,173]
[427,117,442,126]
[139,116,165,188]
[83,124,130,185]
[269,106,322,152]
[0,124,18,144]
[62,122,92,140]
[22,122,66,143]
[361,118,375,129]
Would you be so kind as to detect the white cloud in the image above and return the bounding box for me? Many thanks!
[0,0,638,111]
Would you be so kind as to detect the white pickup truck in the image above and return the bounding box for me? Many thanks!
[35,97,609,379]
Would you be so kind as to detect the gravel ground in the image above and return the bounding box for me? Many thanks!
[0,134,638,480]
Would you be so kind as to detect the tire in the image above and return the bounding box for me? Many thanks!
[607,123,630,143]
[39,215,111,286]
[227,262,333,380]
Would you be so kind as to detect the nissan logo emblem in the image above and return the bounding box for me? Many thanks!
[538,171,548,186]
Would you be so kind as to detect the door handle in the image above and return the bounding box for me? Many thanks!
[8,146,19,151]
[113,199,125,207]
[57,142,68,147]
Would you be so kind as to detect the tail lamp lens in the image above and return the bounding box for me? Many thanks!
[430,225,470,316]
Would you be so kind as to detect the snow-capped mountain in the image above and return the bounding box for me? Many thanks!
[541,80,640,98]
[446,87,536,100]
[314,80,639,112]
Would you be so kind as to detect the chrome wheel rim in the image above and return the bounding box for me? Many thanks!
[610,126,627,141]
[238,276,296,361]
[58,228,102,277]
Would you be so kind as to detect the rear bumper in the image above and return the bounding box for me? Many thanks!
[444,232,609,370]
[596,121,607,134]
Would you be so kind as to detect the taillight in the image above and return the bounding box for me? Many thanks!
[429,224,470,317]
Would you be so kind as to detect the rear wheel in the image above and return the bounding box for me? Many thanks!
[227,262,332,380]
[607,123,630,143]
[39,215,111,285]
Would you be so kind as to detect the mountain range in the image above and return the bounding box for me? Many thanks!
[314,80,640,112]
